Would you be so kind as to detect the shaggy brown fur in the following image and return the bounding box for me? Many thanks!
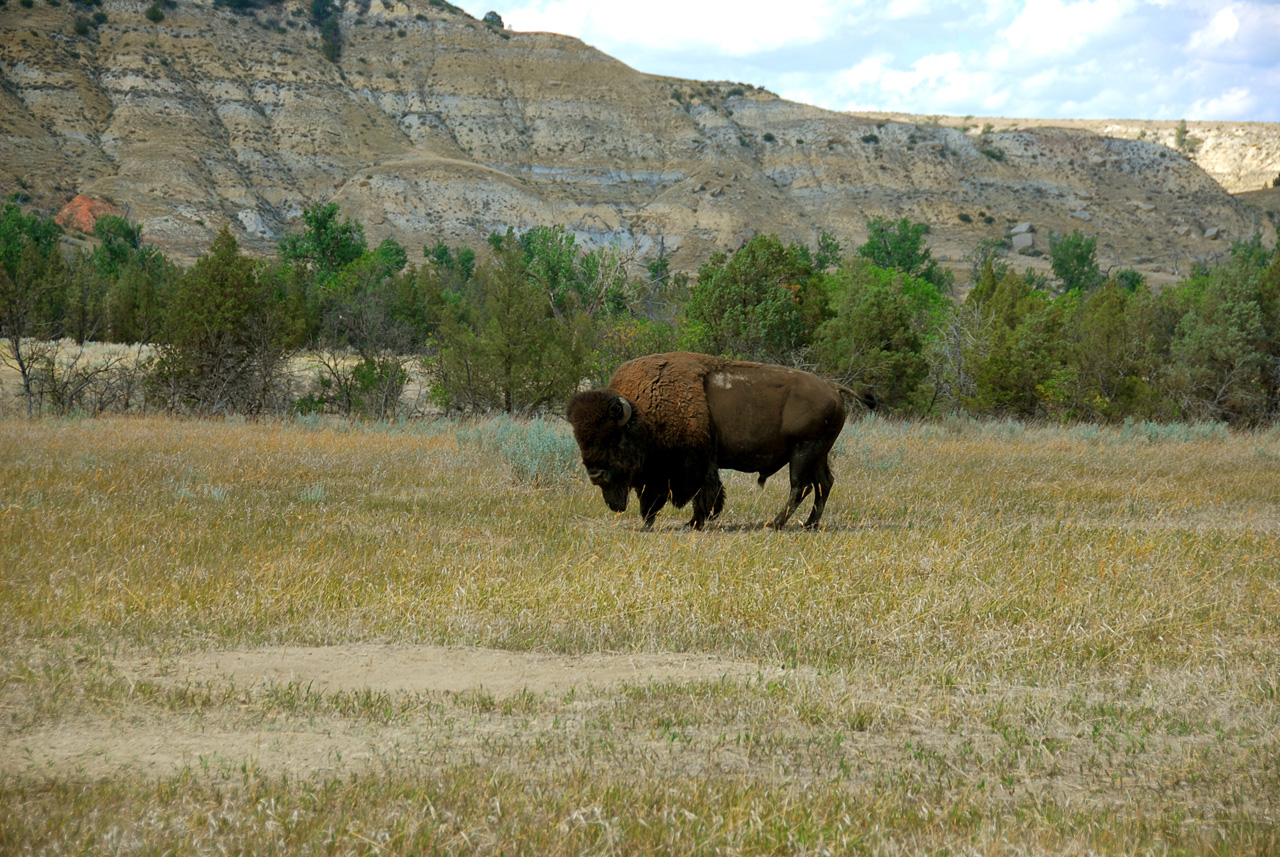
[566,352,869,530]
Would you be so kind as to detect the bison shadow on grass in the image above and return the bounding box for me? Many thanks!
[566,352,875,531]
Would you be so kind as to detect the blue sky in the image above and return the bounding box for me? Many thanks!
[460,0,1280,122]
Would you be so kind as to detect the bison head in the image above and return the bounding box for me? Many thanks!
[566,390,643,512]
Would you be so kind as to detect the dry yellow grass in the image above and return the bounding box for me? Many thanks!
[1,415,1278,854]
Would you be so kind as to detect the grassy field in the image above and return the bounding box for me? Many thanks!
[1,414,1278,854]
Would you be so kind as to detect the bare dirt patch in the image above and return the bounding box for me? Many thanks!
[3,645,791,782]
[126,643,779,696]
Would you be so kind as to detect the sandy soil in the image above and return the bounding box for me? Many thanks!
[2,644,791,781]
[126,644,777,696]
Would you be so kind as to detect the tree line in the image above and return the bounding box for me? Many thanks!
[2,200,1277,425]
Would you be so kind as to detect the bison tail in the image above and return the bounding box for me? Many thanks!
[837,384,878,412]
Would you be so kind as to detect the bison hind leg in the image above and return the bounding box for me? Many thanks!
[801,459,835,529]
[769,484,811,529]
[770,444,835,530]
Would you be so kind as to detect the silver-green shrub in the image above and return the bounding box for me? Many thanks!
[458,415,580,486]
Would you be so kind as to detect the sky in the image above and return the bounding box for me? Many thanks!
[456,0,1280,122]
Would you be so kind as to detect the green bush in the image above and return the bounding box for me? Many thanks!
[857,216,953,292]
[814,259,947,413]
[1048,229,1104,293]
[960,266,1065,418]
[682,234,827,365]
[1162,243,1276,423]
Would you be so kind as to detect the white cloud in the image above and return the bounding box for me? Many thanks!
[837,57,887,90]
[1186,5,1239,53]
[829,52,1017,116]
[870,53,963,97]
[1185,2,1280,62]
[1000,0,1133,58]
[501,0,845,56]
[458,0,1279,121]
[1189,86,1255,118]
[885,0,932,19]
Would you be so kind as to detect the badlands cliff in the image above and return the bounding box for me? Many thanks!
[1,0,1276,279]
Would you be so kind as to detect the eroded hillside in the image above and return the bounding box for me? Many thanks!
[1,0,1275,279]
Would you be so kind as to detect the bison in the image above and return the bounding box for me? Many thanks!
[566,351,873,530]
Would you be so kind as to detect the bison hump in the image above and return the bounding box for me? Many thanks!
[608,353,719,450]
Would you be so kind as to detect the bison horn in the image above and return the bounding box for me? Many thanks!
[616,396,632,426]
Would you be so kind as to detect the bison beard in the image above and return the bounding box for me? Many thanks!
[566,352,866,530]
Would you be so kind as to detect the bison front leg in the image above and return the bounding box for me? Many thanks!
[637,482,668,529]
[687,470,725,530]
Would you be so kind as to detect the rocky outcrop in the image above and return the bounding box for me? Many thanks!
[859,113,1280,195]
[55,195,123,232]
[1,0,1274,281]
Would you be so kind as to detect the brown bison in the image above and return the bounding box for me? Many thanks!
[566,352,873,530]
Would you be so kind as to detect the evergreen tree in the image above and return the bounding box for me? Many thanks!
[156,227,300,414]
[91,215,146,279]
[683,234,829,364]
[0,207,66,414]
[1042,279,1165,421]
[961,266,1064,417]
[433,233,592,413]
[63,252,109,345]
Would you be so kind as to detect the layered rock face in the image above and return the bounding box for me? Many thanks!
[2,0,1274,278]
